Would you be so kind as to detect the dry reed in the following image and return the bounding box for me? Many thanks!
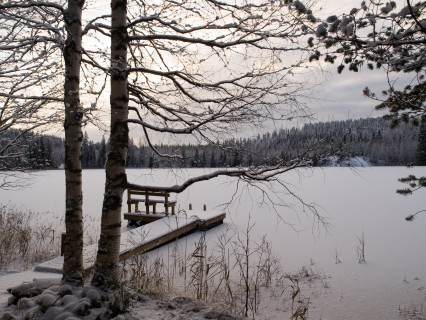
[0,204,60,270]
[124,220,318,319]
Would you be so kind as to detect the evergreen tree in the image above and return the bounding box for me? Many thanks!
[232,150,241,167]
[87,142,96,168]
[39,137,53,169]
[247,153,254,166]
[81,132,90,168]
[26,138,39,169]
[210,151,216,168]
[127,138,137,167]
[138,143,145,167]
[191,148,200,167]
[148,155,154,169]
[81,132,96,168]
[416,122,426,165]
[97,136,107,168]
[38,137,46,167]
[201,150,206,167]
[180,147,187,167]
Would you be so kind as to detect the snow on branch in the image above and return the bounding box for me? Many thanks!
[0,1,64,12]
[310,0,426,126]
[313,0,426,74]
[0,92,63,102]
[126,162,307,194]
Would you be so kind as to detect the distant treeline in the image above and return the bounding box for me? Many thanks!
[0,117,422,170]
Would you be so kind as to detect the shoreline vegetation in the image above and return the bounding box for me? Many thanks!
[0,204,318,319]
[0,204,61,273]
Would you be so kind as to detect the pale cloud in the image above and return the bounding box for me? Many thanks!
[82,0,412,142]
[310,68,386,121]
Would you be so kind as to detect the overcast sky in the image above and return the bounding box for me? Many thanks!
[302,0,409,124]
[83,0,410,142]
[309,65,389,123]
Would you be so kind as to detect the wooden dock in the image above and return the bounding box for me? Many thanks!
[124,212,167,224]
[34,210,226,274]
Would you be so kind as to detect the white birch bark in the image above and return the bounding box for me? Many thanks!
[92,0,129,288]
[63,0,85,285]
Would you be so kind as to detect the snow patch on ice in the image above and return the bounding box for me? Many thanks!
[322,156,372,167]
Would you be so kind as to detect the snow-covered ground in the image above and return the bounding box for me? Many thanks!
[0,167,425,319]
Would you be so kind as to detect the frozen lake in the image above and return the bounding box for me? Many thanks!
[1,167,425,319]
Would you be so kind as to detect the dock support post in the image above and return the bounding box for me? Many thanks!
[189,203,192,210]
[61,232,66,256]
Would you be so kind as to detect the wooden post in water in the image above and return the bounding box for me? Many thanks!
[203,204,207,211]
[189,203,192,210]
[61,232,66,256]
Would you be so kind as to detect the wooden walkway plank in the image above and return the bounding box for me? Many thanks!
[119,217,198,261]
[34,211,225,274]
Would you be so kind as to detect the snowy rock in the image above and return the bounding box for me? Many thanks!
[37,293,57,312]
[81,285,91,298]
[182,301,206,313]
[43,306,67,319]
[205,310,228,319]
[40,289,57,298]
[70,299,91,317]
[85,288,101,301]
[85,288,102,308]
[0,312,17,320]
[8,278,60,300]
[205,313,243,320]
[15,297,35,309]
[60,294,78,307]
[58,284,73,297]
[8,283,37,300]
[51,312,75,320]
[6,296,17,306]
[156,300,175,309]
[172,296,193,305]
[23,306,40,320]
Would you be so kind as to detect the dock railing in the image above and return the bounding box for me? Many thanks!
[127,189,176,215]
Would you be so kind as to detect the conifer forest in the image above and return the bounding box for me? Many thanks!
[1,117,421,171]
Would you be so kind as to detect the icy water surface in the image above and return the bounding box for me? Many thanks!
[1,167,425,319]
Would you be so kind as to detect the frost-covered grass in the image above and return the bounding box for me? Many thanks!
[398,304,426,320]
[121,226,319,319]
[0,204,60,272]
[1,220,318,320]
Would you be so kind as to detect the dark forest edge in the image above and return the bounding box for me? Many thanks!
[1,116,424,171]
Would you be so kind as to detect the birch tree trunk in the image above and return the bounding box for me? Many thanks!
[92,0,129,288]
[63,0,85,285]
